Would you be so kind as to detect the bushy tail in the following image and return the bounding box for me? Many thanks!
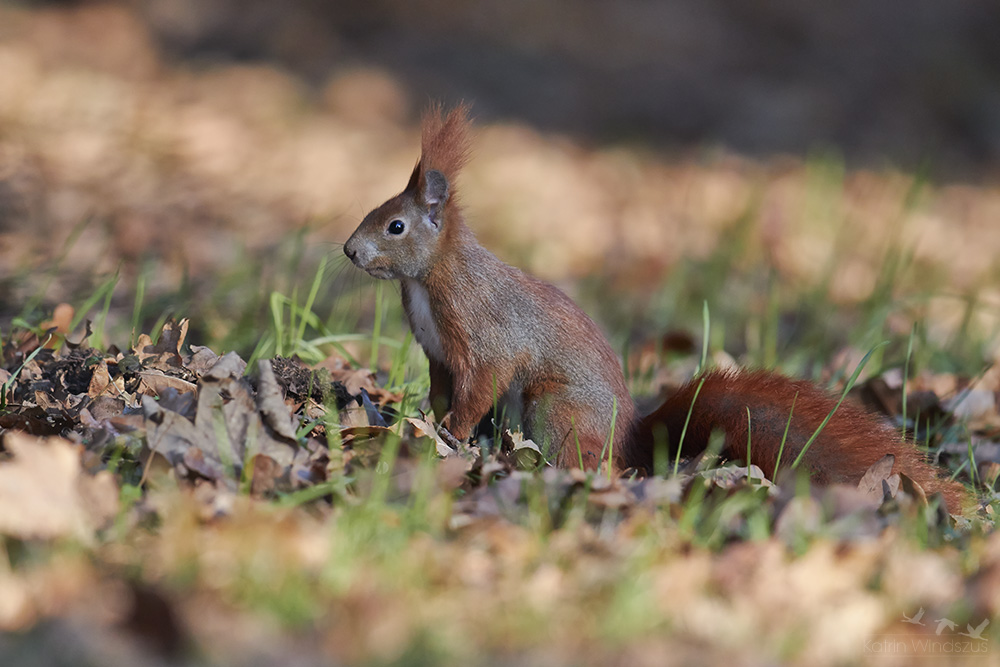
[629,369,969,512]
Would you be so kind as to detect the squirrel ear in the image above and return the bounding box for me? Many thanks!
[422,169,450,227]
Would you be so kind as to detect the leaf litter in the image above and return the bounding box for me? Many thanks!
[1,319,1000,665]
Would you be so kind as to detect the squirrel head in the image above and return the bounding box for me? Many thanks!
[343,167,453,280]
[344,103,471,281]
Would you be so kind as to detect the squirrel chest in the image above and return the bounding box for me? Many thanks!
[402,279,446,363]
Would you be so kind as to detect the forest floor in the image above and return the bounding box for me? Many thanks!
[2,4,1000,666]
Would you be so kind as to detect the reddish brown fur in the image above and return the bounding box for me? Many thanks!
[405,103,472,208]
[417,221,634,461]
[347,104,968,515]
[632,369,968,511]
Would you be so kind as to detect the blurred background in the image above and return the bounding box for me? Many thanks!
[134,0,1000,171]
[1,0,998,365]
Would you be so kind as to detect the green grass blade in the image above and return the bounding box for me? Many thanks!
[130,269,147,350]
[697,299,710,375]
[791,341,888,469]
[70,269,120,334]
[673,376,707,476]
[772,391,798,474]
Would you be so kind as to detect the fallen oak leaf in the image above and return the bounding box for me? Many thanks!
[190,368,299,475]
[86,395,126,421]
[202,351,246,381]
[513,443,543,470]
[858,454,895,505]
[155,318,188,357]
[436,455,473,491]
[588,485,634,510]
[699,465,772,490]
[632,475,685,506]
[77,397,133,439]
[339,401,373,429]
[256,359,299,441]
[33,390,64,412]
[897,472,928,505]
[186,345,221,377]
[183,447,230,482]
[144,379,287,490]
[880,477,900,505]
[136,369,198,397]
[131,334,157,363]
[503,429,546,470]
[132,319,189,370]
[87,359,122,398]
[406,416,454,457]
[156,387,197,419]
[945,387,1000,430]
[63,320,93,349]
[142,394,214,469]
[288,441,330,489]
[39,303,74,336]
[193,373,255,467]
[342,368,378,397]
[0,432,118,542]
[79,408,121,436]
[249,453,283,497]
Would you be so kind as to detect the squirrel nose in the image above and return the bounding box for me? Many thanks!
[344,245,357,260]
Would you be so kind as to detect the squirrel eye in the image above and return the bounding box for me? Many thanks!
[388,220,405,235]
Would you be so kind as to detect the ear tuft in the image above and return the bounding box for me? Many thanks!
[418,102,471,191]
[404,159,421,194]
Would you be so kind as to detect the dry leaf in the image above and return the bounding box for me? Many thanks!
[588,482,633,509]
[945,388,999,429]
[318,364,402,406]
[87,359,113,397]
[187,345,221,376]
[857,454,895,505]
[504,429,546,470]
[0,432,118,541]
[701,464,771,489]
[137,369,198,396]
[133,319,189,369]
[436,455,472,491]
[39,303,74,335]
[202,351,247,381]
[256,359,299,441]
[898,472,928,504]
[406,416,454,456]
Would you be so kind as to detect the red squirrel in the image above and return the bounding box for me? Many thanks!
[343,104,967,512]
